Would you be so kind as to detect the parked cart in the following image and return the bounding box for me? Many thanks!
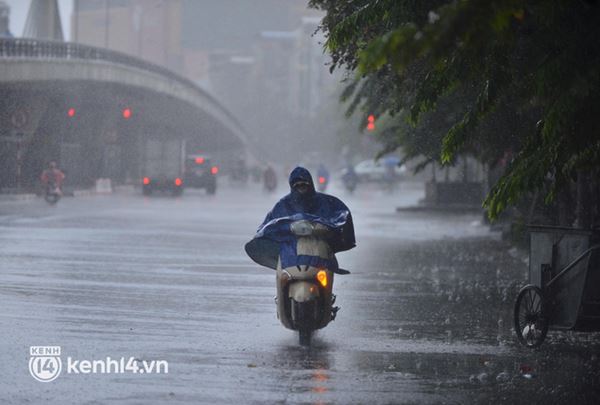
[514,226,600,347]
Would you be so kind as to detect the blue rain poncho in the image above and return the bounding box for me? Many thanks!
[245,167,355,273]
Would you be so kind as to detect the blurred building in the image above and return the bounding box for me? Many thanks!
[23,0,64,41]
[72,0,336,162]
[0,1,13,38]
[73,0,183,72]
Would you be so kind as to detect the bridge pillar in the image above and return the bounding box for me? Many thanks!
[60,98,128,188]
[0,91,49,191]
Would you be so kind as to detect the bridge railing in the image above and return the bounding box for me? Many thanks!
[0,38,104,60]
[0,38,244,133]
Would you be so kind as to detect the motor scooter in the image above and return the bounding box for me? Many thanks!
[316,164,330,193]
[263,167,277,193]
[245,215,350,346]
[342,170,358,193]
[316,176,329,192]
[44,181,61,205]
[275,219,339,345]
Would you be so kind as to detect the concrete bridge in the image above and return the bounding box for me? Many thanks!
[0,38,247,191]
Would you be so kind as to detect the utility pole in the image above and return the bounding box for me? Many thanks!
[73,0,79,42]
[104,0,110,48]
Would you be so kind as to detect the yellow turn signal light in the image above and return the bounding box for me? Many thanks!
[317,270,328,288]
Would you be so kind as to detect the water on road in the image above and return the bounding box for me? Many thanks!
[1,182,599,404]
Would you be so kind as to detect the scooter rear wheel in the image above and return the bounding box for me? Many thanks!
[44,193,60,205]
[299,329,312,346]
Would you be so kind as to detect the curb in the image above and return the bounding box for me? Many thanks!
[396,204,483,214]
[73,189,97,197]
[2,185,139,202]
[0,193,37,202]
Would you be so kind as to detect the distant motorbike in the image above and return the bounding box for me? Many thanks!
[342,168,358,193]
[263,167,277,193]
[316,175,329,192]
[44,182,61,205]
[316,165,330,193]
[246,214,350,346]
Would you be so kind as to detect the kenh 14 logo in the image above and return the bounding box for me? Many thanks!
[29,346,62,382]
[28,345,169,382]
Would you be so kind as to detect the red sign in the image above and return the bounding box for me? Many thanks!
[11,109,29,129]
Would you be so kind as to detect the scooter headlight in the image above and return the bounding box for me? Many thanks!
[316,270,328,288]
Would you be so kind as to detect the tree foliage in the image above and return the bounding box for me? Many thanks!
[309,0,600,220]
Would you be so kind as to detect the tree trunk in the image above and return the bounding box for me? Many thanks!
[557,182,572,227]
[592,170,600,228]
[574,170,591,229]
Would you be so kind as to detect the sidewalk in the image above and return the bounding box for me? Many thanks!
[0,192,37,202]
[0,184,135,204]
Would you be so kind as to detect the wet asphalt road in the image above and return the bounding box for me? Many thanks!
[1,182,599,404]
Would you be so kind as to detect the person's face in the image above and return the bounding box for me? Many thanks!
[293,181,310,195]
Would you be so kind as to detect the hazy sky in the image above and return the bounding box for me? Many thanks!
[5,0,73,39]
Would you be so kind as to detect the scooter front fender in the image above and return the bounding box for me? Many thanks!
[288,281,320,303]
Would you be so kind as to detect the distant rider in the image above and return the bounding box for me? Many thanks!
[342,164,358,193]
[316,163,330,192]
[40,161,65,195]
[263,165,277,192]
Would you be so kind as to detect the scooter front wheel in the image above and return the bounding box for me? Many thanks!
[299,329,312,346]
[44,193,60,205]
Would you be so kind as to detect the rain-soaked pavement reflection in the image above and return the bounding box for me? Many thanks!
[0,182,599,404]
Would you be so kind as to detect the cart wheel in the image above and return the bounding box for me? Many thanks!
[514,285,549,348]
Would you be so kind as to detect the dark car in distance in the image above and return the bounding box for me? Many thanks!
[184,155,218,194]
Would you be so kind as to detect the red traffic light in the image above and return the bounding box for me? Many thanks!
[367,114,376,132]
[195,157,205,164]
[67,108,76,117]
[122,108,132,119]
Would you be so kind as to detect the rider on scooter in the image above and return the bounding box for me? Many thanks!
[246,167,356,345]
[40,161,65,195]
[263,165,277,192]
[248,167,355,270]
